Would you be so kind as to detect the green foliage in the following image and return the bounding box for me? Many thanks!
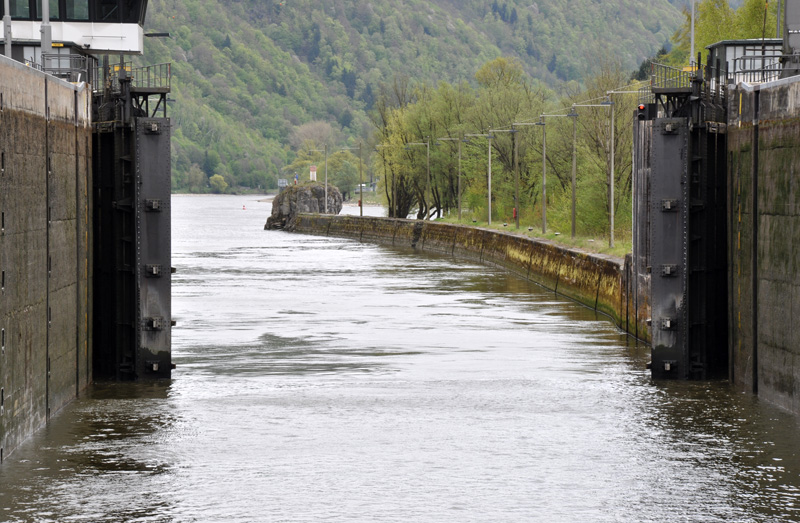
[374,56,640,241]
[140,0,684,192]
[667,0,778,65]
[209,174,229,193]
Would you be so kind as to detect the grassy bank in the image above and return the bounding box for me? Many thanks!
[437,215,631,258]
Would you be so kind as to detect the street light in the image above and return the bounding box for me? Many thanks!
[568,108,578,239]
[516,112,578,235]
[511,121,540,230]
[601,98,615,248]
[436,136,466,220]
[406,138,430,219]
[604,88,642,248]
[489,128,515,227]
[342,142,364,217]
[465,133,493,224]
[311,145,329,213]
[572,101,614,247]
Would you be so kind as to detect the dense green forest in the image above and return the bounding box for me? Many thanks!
[140,0,685,192]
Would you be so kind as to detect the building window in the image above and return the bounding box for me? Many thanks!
[66,0,89,20]
[36,0,60,20]
[97,0,118,22]
[9,0,31,19]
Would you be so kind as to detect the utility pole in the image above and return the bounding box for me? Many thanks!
[572,101,614,246]
[312,145,329,213]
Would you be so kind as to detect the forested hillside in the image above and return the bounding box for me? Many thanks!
[140,0,684,191]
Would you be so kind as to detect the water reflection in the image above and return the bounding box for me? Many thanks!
[0,195,799,522]
[0,382,181,522]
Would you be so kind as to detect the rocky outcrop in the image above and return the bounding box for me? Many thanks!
[264,182,343,230]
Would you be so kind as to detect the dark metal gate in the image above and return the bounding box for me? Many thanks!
[92,61,172,380]
[637,59,729,379]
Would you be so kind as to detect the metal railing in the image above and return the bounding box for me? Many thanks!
[732,53,783,83]
[643,60,731,106]
[130,62,171,91]
[42,53,96,83]
[650,63,693,91]
[95,61,171,94]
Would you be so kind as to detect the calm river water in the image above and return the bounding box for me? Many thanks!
[1,194,800,522]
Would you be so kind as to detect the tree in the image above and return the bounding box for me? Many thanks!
[288,121,337,150]
[204,150,221,177]
[669,0,777,65]
[187,164,206,193]
[633,46,669,81]
[209,174,228,193]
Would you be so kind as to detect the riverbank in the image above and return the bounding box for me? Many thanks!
[287,214,650,342]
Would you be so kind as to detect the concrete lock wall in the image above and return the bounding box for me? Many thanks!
[728,76,800,413]
[0,56,93,461]
[290,214,649,341]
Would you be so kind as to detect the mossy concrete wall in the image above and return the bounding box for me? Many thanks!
[728,76,800,413]
[290,214,649,340]
[0,56,93,461]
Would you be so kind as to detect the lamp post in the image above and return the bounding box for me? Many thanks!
[536,118,547,233]
[488,128,515,227]
[311,144,329,213]
[515,114,575,234]
[601,98,615,248]
[569,108,578,239]
[406,138,431,219]
[572,100,614,247]
[511,121,540,230]
[343,142,364,216]
[604,89,641,247]
[465,133,493,224]
[436,136,465,220]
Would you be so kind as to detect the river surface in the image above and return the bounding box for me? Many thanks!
[1,194,800,522]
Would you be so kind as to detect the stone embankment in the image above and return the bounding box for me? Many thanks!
[0,56,93,461]
[286,214,650,341]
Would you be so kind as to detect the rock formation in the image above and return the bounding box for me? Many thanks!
[264,182,343,230]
